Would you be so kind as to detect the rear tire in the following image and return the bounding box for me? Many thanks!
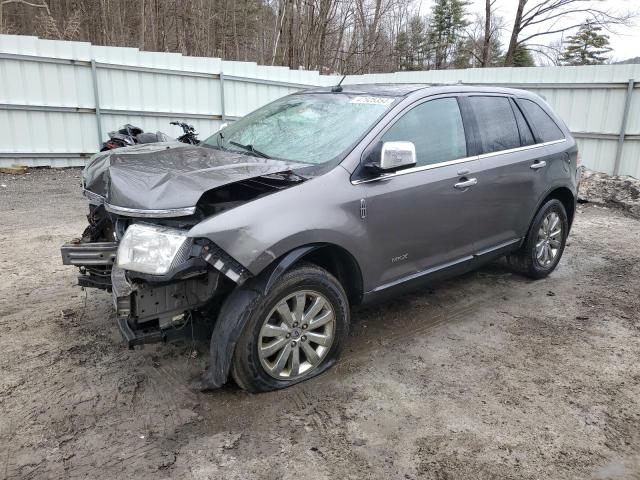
[507,199,569,279]
[231,263,349,393]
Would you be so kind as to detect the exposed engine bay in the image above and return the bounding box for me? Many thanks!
[61,142,306,348]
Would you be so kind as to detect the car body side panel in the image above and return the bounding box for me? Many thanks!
[473,145,556,248]
[357,160,481,288]
[187,166,378,289]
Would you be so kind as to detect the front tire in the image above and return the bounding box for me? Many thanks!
[231,263,349,393]
[507,198,569,279]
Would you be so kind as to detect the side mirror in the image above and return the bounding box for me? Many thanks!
[218,122,228,132]
[366,141,416,172]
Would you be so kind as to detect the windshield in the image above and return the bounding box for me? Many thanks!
[203,93,397,165]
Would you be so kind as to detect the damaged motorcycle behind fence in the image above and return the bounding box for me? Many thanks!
[170,121,200,145]
[99,121,199,151]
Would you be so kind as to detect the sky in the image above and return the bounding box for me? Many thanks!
[420,0,640,62]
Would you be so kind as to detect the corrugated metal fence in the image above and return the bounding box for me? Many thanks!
[1,34,639,177]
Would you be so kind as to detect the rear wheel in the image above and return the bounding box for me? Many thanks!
[231,264,349,392]
[507,198,569,279]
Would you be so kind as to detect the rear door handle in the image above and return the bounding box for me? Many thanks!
[530,160,546,170]
[454,178,478,189]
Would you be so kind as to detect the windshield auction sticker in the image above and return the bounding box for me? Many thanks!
[349,96,395,106]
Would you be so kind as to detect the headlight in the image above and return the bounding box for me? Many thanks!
[117,223,191,275]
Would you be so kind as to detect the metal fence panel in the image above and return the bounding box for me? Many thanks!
[1,34,639,178]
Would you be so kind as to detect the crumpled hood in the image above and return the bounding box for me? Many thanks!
[83,142,308,210]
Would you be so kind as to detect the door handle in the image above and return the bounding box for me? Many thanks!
[454,178,478,189]
[530,160,546,170]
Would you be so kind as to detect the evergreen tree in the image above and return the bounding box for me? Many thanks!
[560,21,612,65]
[394,31,411,70]
[395,15,428,71]
[429,0,470,69]
[512,45,535,67]
[408,15,429,69]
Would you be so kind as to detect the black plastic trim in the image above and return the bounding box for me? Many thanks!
[125,257,209,283]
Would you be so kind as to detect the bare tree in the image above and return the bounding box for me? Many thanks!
[0,0,49,33]
[504,0,636,66]
[5,0,632,74]
[481,0,498,67]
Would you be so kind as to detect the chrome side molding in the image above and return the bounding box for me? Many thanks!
[104,203,196,218]
[352,138,567,185]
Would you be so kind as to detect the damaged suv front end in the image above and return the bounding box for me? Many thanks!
[62,141,305,347]
[61,88,400,391]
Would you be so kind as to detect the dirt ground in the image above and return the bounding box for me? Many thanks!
[1,168,639,480]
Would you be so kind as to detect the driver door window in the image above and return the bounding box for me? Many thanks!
[381,97,467,167]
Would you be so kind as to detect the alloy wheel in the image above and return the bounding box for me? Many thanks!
[258,290,335,380]
[535,211,563,267]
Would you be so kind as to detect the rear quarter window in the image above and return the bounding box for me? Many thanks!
[511,99,535,146]
[518,98,565,142]
[468,96,521,154]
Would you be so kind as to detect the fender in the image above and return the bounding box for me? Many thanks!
[254,245,322,294]
[201,245,322,389]
[528,183,577,231]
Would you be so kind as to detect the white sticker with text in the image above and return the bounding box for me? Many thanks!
[349,96,395,106]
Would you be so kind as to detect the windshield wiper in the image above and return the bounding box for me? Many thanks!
[228,140,271,159]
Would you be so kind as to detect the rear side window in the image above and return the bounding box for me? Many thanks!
[511,99,535,146]
[469,96,520,154]
[518,98,565,142]
[381,97,467,167]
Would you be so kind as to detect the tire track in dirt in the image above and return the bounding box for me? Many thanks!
[346,288,505,366]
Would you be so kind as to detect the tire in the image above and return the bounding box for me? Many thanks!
[231,263,350,393]
[507,198,569,279]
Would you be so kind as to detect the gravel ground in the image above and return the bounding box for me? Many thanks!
[1,168,639,480]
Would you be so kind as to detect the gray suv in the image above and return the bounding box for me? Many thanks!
[61,84,580,392]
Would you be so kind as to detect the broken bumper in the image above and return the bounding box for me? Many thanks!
[111,265,220,348]
[61,241,118,266]
[61,232,252,348]
[60,241,220,347]
[61,241,118,290]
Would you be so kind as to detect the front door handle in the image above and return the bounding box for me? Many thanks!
[530,160,547,170]
[454,178,478,189]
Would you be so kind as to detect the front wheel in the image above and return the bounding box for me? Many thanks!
[507,198,569,279]
[231,264,349,392]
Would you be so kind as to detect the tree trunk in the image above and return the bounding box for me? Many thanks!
[287,0,294,68]
[505,0,526,66]
[271,0,286,65]
[481,0,491,67]
[139,0,145,50]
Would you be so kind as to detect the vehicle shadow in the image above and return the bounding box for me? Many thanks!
[348,260,517,341]
[192,259,522,397]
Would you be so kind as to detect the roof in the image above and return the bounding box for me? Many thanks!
[301,83,431,96]
[300,83,536,98]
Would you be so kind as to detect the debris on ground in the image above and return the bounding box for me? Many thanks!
[0,166,29,175]
[579,168,640,219]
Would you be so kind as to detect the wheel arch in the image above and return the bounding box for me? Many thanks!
[541,186,576,227]
[528,185,576,234]
[257,242,364,305]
